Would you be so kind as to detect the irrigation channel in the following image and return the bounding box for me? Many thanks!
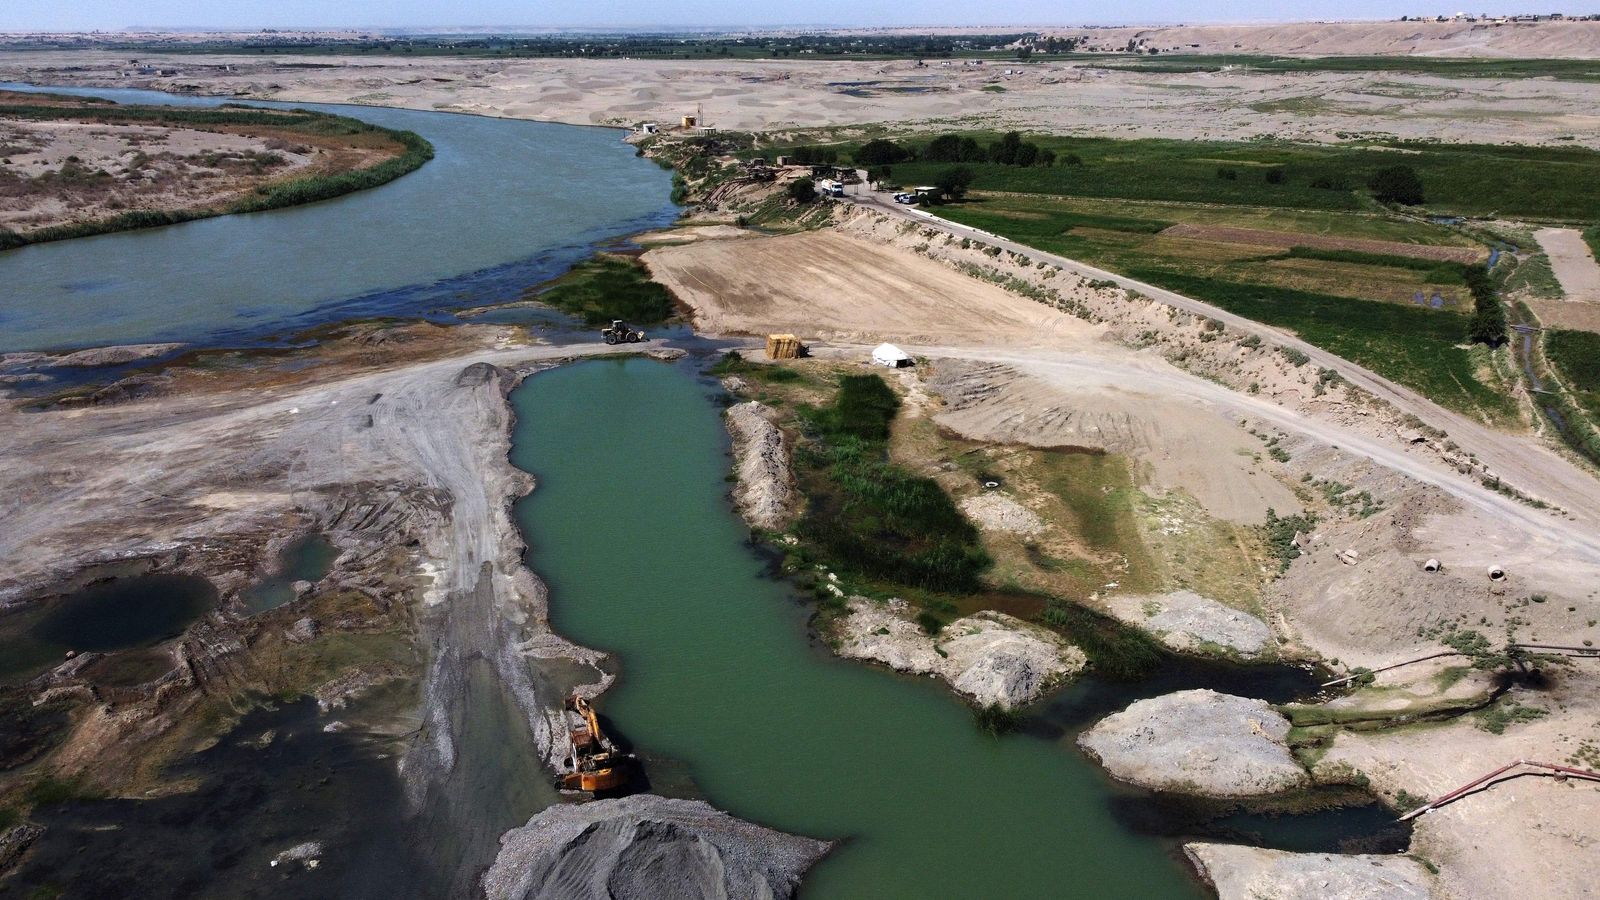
[511,356,1400,899]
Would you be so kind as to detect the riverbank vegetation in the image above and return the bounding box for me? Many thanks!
[721,362,1263,680]
[534,254,677,325]
[0,93,433,250]
[796,374,992,593]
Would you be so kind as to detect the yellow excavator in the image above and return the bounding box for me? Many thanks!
[560,692,629,793]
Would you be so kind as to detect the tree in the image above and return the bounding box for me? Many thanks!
[1369,165,1424,205]
[856,138,909,166]
[1014,143,1039,168]
[1017,45,1033,61]
[1062,152,1084,166]
[989,131,1023,166]
[934,166,975,202]
[787,177,817,204]
[1265,168,1286,184]
[1039,149,1057,167]
[923,134,963,162]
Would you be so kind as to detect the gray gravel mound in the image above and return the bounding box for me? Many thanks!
[1078,689,1308,797]
[483,795,831,900]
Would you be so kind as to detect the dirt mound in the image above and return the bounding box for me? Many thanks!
[725,401,796,531]
[1185,844,1441,900]
[1079,689,1309,797]
[926,359,1301,525]
[834,598,1086,708]
[1106,591,1274,658]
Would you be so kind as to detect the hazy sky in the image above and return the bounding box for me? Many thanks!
[0,1,1586,31]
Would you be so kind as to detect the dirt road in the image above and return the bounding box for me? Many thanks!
[852,194,1600,539]
[1535,227,1600,305]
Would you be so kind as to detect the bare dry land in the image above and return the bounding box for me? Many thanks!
[3,48,1599,149]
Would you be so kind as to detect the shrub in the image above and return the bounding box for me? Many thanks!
[974,704,1024,735]
[1265,168,1286,184]
[786,177,818,204]
[538,255,675,325]
[1369,165,1425,205]
[1216,167,1239,181]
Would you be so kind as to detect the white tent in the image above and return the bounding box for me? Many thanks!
[872,343,911,368]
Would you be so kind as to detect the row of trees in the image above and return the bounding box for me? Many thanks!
[1464,263,1508,346]
[850,132,1058,169]
[922,132,1056,167]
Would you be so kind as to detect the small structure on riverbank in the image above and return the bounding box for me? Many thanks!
[872,343,911,368]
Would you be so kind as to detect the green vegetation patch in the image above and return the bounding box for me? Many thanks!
[796,375,991,593]
[535,254,677,325]
[708,350,804,384]
[1548,329,1600,419]
[1139,271,1516,421]
[1040,597,1163,680]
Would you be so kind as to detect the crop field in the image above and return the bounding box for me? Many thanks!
[873,134,1600,221]
[1548,329,1600,418]
[936,194,1478,309]
[927,193,1516,420]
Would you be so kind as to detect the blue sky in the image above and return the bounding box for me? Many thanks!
[0,1,1586,31]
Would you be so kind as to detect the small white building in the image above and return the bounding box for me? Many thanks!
[872,343,912,368]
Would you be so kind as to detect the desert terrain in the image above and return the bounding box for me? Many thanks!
[1,44,1598,149]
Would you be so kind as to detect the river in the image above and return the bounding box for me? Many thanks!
[0,82,677,353]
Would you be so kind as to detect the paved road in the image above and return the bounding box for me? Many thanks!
[848,192,1600,536]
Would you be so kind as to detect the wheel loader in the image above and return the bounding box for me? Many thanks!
[601,319,646,345]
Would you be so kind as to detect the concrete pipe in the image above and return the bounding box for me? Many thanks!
[1424,559,1441,572]
[1488,565,1506,581]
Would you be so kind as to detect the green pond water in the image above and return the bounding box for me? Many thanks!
[511,357,1209,899]
[243,533,340,615]
[0,574,216,685]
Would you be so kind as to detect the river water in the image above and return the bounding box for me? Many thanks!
[0,83,677,352]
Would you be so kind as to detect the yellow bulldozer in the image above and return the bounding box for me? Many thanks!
[560,692,630,793]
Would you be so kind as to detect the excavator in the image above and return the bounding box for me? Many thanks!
[560,692,630,793]
[601,319,646,345]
